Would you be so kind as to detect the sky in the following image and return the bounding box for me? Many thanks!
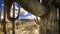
[0,0,4,11]
[0,0,36,20]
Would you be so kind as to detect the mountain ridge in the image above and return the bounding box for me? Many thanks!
[20,19,35,22]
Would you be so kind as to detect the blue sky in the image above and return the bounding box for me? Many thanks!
[0,0,4,11]
[0,0,36,20]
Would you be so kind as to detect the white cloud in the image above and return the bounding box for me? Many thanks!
[19,17,21,19]
[20,7,28,15]
[1,3,4,6]
[25,15,36,19]
[1,15,4,19]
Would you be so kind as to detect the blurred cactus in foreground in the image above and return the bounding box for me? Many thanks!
[34,17,41,25]
[3,0,59,34]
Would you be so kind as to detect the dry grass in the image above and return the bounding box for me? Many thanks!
[0,22,39,34]
[18,22,39,29]
[0,23,4,34]
[6,22,12,31]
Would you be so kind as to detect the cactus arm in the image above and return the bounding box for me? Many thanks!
[34,17,40,25]
[14,5,20,20]
[16,0,46,17]
[13,2,15,19]
[4,0,13,21]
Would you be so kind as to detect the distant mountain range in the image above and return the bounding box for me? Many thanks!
[20,19,35,22]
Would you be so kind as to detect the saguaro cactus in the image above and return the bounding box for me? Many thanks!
[16,6,20,29]
[4,2,7,34]
[6,2,20,34]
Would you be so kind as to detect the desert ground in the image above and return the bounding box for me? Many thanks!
[0,21,39,34]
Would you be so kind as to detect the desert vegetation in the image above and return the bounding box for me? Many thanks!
[0,21,39,34]
[0,0,59,34]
